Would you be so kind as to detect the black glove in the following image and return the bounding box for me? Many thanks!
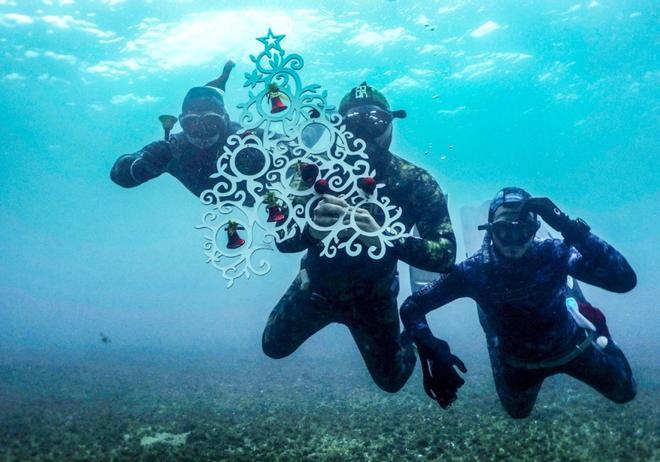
[415,330,467,409]
[519,197,590,242]
[132,140,173,182]
[518,197,569,231]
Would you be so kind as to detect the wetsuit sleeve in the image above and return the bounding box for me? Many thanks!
[393,173,456,272]
[400,263,470,340]
[110,140,172,188]
[567,233,637,293]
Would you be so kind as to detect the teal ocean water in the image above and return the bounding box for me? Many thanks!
[0,1,658,460]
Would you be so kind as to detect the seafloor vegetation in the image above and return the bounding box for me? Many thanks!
[0,349,657,462]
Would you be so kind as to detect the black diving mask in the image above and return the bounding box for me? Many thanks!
[343,105,406,139]
[180,111,226,139]
[489,219,539,246]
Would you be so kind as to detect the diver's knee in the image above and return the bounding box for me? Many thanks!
[505,407,533,419]
[372,367,413,393]
[375,379,405,394]
[261,333,291,359]
[611,384,637,404]
[262,343,290,359]
[501,399,534,419]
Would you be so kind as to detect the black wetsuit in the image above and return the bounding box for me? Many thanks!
[401,233,637,417]
[110,123,263,198]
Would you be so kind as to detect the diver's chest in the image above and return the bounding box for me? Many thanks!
[366,184,417,227]
[479,265,563,307]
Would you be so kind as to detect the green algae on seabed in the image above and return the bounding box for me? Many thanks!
[0,352,657,461]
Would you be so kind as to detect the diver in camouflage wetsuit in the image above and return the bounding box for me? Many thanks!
[262,83,457,392]
[401,187,637,416]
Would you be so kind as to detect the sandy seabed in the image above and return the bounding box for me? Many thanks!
[0,349,658,462]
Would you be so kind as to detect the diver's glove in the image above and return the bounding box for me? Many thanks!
[131,140,173,183]
[519,197,590,242]
[414,328,467,409]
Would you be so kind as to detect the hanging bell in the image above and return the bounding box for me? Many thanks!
[270,95,288,113]
[225,222,246,249]
[267,205,286,223]
[299,162,319,185]
[268,83,288,114]
[358,177,377,195]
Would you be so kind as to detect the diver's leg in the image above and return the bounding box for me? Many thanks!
[347,296,416,393]
[562,340,636,403]
[486,343,544,419]
[262,275,335,359]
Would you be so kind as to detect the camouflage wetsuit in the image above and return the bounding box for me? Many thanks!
[262,152,457,392]
[110,123,263,198]
[401,233,637,417]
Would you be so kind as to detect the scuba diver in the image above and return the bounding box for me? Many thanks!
[110,61,263,197]
[262,82,457,393]
[400,187,637,417]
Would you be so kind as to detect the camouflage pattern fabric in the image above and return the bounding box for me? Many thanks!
[262,268,416,393]
[264,151,456,392]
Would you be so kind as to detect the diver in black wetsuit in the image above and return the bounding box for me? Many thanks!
[110,61,264,198]
[400,187,637,417]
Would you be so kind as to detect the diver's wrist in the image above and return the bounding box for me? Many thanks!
[562,218,591,244]
[411,324,434,344]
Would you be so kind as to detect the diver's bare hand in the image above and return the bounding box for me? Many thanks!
[354,208,379,233]
[313,197,347,227]
[320,194,350,209]
[309,195,347,240]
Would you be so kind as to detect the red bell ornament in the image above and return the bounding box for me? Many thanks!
[263,191,286,223]
[267,205,286,223]
[268,83,288,114]
[225,221,246,249]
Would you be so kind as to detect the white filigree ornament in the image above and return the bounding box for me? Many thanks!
[198,30,409,287]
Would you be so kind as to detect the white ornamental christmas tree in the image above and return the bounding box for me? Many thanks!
[197,30,408,287]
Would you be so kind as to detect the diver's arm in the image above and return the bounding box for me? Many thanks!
[400,264,468,340]
[110,140,172,188]
[519,196,636,293]
[567,232,637,293]
[400,264,471,409]
[393,174,457,272]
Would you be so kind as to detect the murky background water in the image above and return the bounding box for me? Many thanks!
[0,1,658,460]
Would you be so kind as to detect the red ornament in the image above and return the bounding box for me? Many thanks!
[314,178,330,195]
[267,205,286,223]
[299,162,319,185]
[225,223,246,249]
[358,177,377,195]
[270,95,287,113]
